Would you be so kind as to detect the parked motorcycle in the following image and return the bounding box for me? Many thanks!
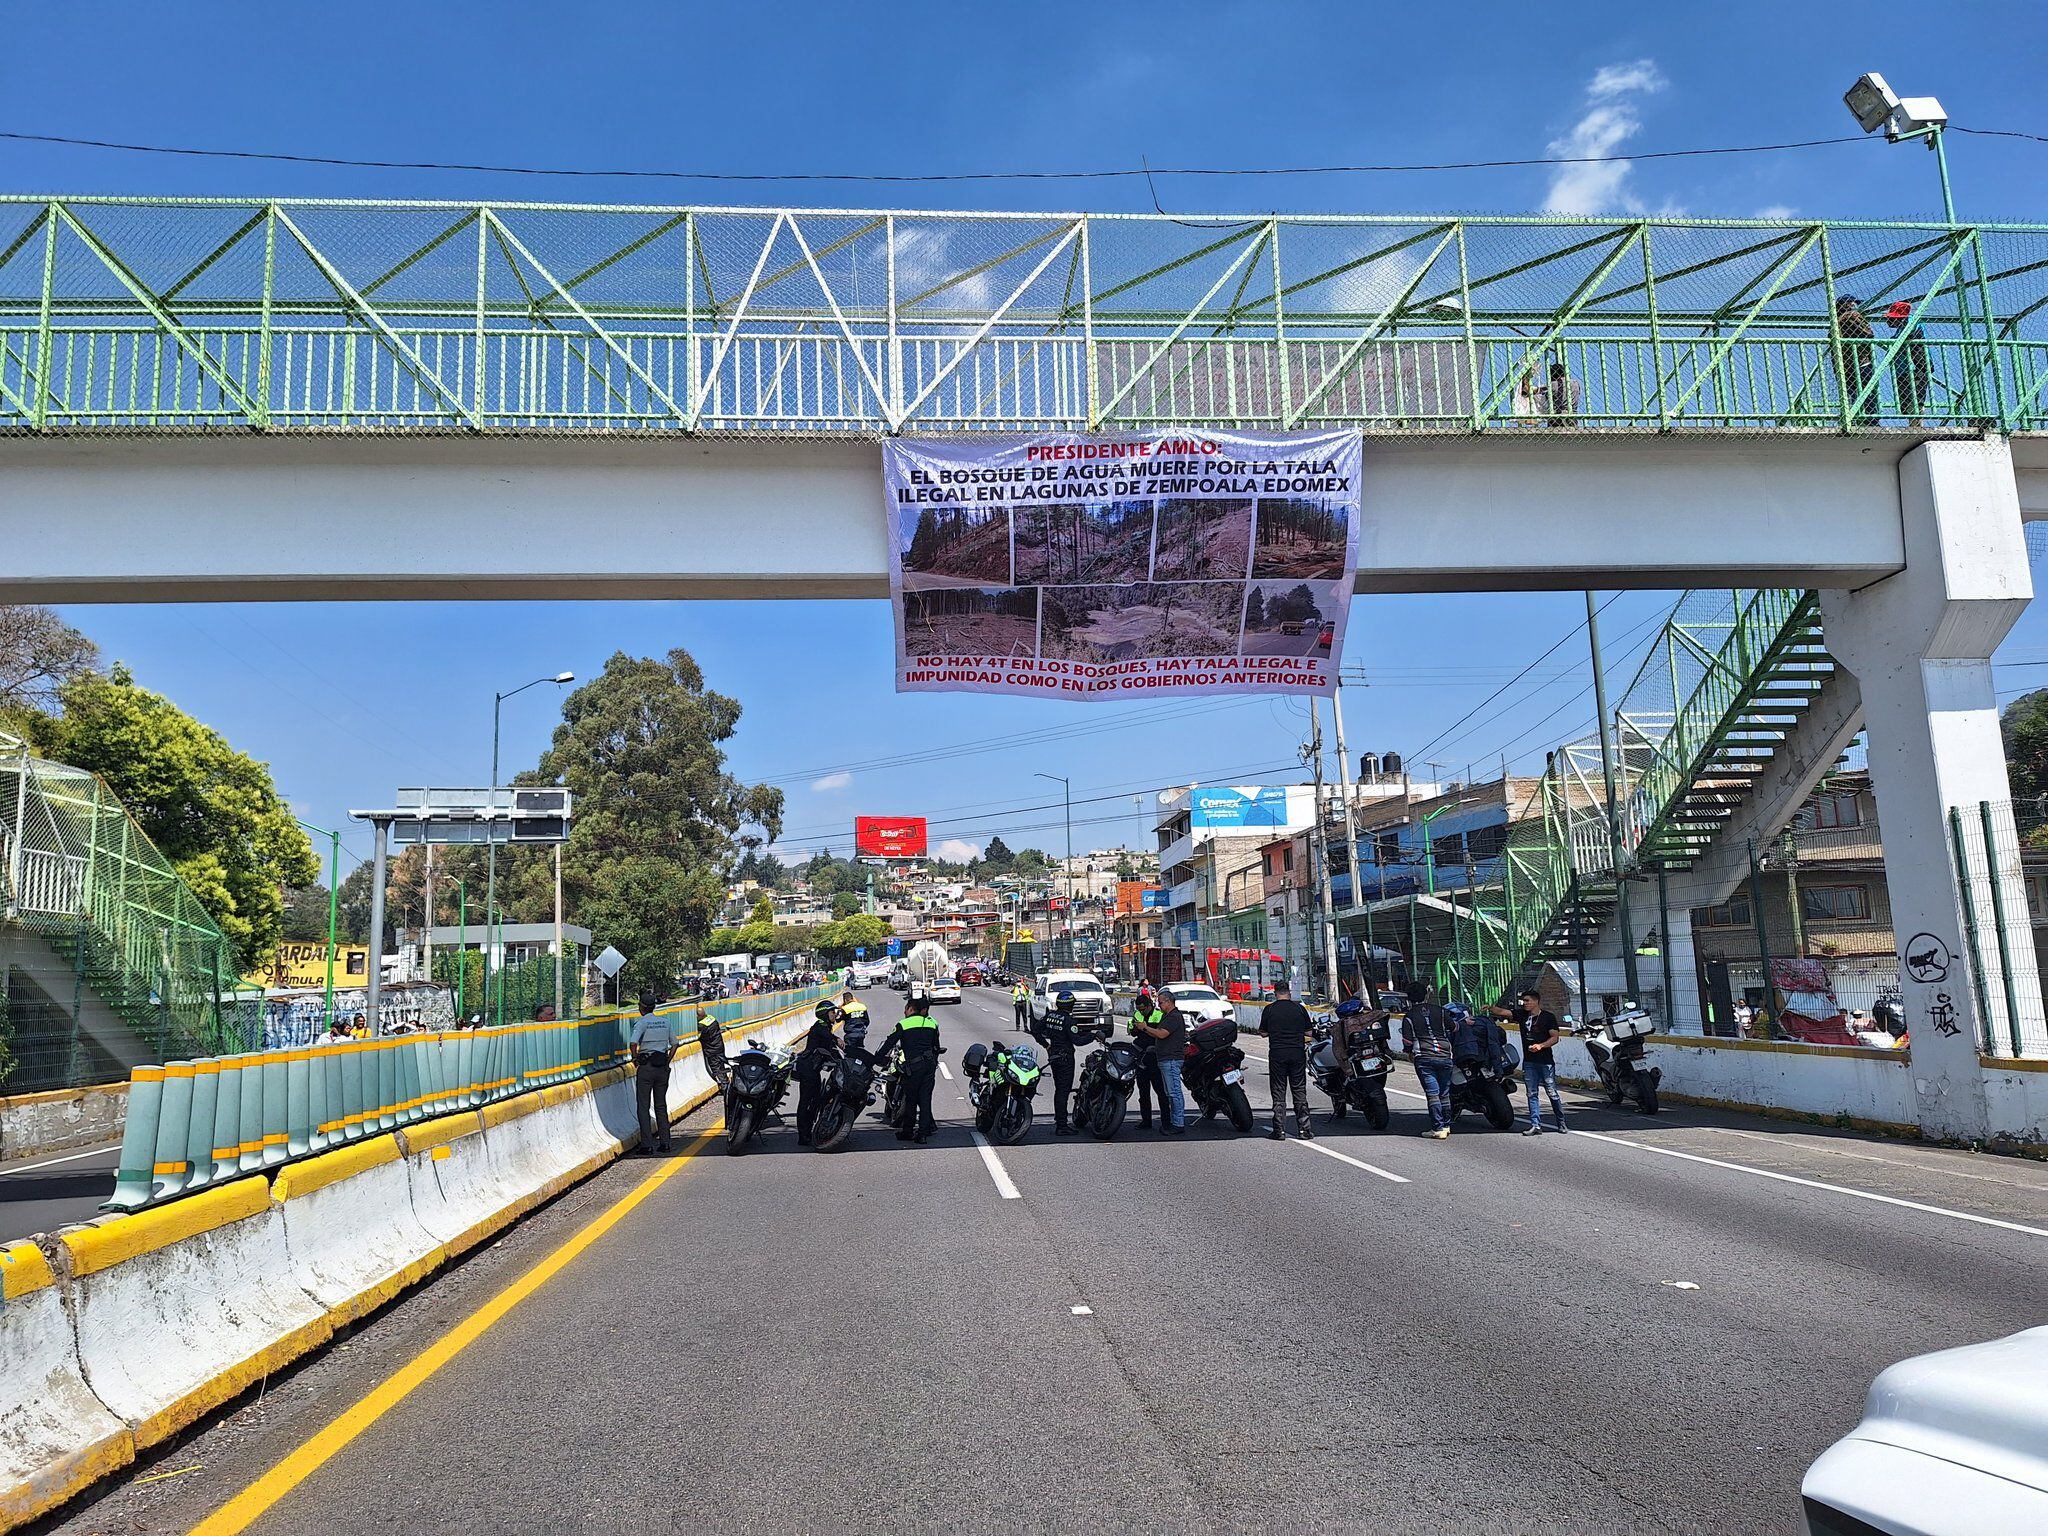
[1584,1004,1660,1113]
[725,1036,795,1155]
[1447,1055,1520,1129]
[808,1047,878,1152]
[1309,1009,1395,1130]
[963,1039,1041,1144]
[1072,1029,1140,1140]
[1181,1017,1256,1133]
[873,1042,909,1131]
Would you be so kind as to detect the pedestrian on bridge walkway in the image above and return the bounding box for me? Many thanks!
[631,993,679,1154]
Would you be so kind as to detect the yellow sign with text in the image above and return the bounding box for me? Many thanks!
[246,941,370,992]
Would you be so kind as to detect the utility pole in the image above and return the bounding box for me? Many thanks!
[1306,701,1341,1002]
[364,816,390,1036]
[552,842,565,1021]
[1330,688,1369,994]
[1586,592,1641,1000]
[422,841,435,989]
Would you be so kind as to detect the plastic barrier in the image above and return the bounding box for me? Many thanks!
[101,981,843,1214]
[273,1137,444,1329]
[0,1240,134,1530]
[61,1179,334,1450]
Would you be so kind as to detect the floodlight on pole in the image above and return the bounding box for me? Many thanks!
[1843,72,1955,221]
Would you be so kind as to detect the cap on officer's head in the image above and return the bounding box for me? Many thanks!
[637,990,659,1015]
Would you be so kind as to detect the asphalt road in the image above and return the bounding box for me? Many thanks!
[0,1141,119,1243]
[39,987,2048,1536]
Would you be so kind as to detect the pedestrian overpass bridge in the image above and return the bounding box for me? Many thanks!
[0,195,2044,1140]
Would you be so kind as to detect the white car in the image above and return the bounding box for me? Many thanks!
[928,977,962,1005]
[1158,982,1236,1026]
[1801,1324,2048,1534]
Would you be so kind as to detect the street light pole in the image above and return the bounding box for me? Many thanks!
[294,818,341,1033]
[486,670,574,1025]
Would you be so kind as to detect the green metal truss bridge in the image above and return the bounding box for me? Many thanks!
[2,198,2047,435]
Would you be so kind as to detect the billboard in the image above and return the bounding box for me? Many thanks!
[1191,785,1295,829]
[244,941,370,993]
[1116,880,1164,916]
[855,815,928,859]
[885,428,1362,701]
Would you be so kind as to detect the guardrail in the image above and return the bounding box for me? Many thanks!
[103,980,839,1212]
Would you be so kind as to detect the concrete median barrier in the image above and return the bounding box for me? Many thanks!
[396,1110,525,1259]
[0,1240,134,1531]
[272,1137,444,1329]
[58,1178,333,1451]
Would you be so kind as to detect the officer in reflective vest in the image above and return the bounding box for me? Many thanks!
[1012,979,1030,1029]
[1030,987,1088,1135]
[838,990,871,1053]
[1127,996,1169,1131]
[871,990,943,1143]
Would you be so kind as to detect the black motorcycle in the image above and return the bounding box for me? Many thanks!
[1309,1015,1395,1130]
[873,1041,909,1131]
[962,1039,1042,1145]
[725,1037,795,1155]
[1072,1031,1140,1140]
[1180,1018,1256,1133]
[808,1047,877,1152]
[1447,1053,1520,1130]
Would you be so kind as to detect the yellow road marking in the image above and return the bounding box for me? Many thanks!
[190,1124,720,1535]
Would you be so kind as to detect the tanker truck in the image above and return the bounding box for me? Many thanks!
[903,939,961,1004]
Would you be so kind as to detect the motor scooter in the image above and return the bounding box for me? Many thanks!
[1582,1005,1660,1113]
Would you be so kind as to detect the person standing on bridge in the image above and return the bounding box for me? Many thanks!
[1259,979,1315,1141]
[1401,978,1456,1139]
[1836,296,1877,423]
[1885,300,1930,425]
[630,992,679,1154]
[871,989,943,1144]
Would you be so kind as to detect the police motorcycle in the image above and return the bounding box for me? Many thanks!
[1442,1004,1520,1130]
[725,1035,796,1155]
[1583,1003,1660,1114]
[808,1047,878,1152]
[1180,1016,1257,1133]
[1071,1023,1141,1140]
[1309,997,1395,1130]
[962,1038,1042,1145]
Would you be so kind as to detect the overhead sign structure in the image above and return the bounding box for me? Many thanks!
[856,815,928,859]
[885,428,1362,701]
[376,786,574,846]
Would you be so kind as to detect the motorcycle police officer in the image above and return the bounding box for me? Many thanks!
[870,988,943,1143]
[793,1000,844,1146]
[838,989,871,1053]
[1029,986,1089,1135]
[1126,990,1169,1131]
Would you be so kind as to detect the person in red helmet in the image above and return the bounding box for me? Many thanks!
[1885,299,1930,425]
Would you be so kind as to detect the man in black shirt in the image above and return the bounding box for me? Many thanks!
[1259,979,1315,1141]
[1504,988,1567,1134]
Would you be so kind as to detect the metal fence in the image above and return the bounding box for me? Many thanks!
[4,200,2046,436]
[1951,799,2048,1058]
[103,977,840,1212]
[0,737,259,1092]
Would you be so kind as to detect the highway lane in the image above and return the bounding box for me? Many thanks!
[0,1141,119,1244]
[44,985,2048,1536]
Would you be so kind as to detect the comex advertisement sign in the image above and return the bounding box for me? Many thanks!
[855,815,928,858]
[1191,786,1295,829]
[884,428,1362,700]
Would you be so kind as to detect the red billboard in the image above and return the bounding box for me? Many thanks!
[855,816,928,859]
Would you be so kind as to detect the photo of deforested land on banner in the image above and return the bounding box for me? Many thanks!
[884,429,1361,700]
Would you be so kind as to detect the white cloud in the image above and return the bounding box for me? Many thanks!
[1543,59,1668,216]
[810,771,852,792]
[933,838,983,863]
[1754,204,1798,221]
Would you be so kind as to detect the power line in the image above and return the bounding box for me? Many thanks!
[0,127,1881,185]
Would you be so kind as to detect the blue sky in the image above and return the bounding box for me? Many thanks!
[7,1,2048,874]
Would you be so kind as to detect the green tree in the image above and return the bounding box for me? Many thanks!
[533,649,783,995]
[1013,847,1053,876]
[978,835,1015,874]
[2002,689,2048,804]
[0,606,99,734]
[1244,587,1267,631]
[278,882,335,943]
[749,893,775,925]
[831,890,863,919]
[43,665,316,969]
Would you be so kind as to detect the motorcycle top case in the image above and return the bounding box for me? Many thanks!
[1189,1018,1239,1053]
[1608,1008,1656,1040]
[961,1041,990,1075]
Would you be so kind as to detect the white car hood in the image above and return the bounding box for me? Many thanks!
[1826,1325,2048,1498]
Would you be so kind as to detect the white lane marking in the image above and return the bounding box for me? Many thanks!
[1705,1125,2048,1190]
[1293,1136,1411,1184]
[0,1145,116,1176]
[1568,1128,2048,1241]
[971,1131,1021,1200]
[1071,1304,1093,1315]
[938,1062,953,1080]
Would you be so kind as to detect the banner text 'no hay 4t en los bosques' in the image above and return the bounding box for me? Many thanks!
[884,429,1362,700]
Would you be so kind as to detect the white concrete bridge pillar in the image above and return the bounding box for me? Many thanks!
[1819,439,2033,1141]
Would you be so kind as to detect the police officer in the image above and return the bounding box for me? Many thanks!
[870,988,943,1143]
[1012,978,1030,1029]
[629,991,679,1153]
[1127,990,1169,1130]
[1030,986,1088,1135]
[792,1005,843,1147]
[694,1008,729,1092]
[838,989,871,1053]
